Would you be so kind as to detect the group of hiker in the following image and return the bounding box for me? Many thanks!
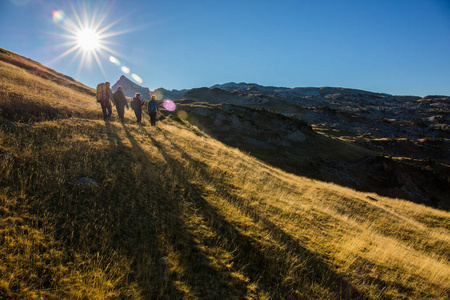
[96,81,159,125]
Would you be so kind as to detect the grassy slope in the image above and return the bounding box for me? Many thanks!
[0,48,96,122]
[0,49,449,299]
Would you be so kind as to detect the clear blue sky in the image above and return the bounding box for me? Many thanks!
[1,0,449,96]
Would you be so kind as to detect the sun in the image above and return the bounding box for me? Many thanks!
[49,2,138,77]
[75,28,101,52]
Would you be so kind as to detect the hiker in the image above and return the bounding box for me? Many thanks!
[131,93,144,124]
[113,86,129,122]
[148,95,159,126]
[97,81,115,120]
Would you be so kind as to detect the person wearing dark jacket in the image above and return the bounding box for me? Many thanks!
[113,86,129,122]
[131,93,144,124]
[148,95,159,126]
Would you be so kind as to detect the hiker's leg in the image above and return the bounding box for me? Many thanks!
[150,112,156,126]
[134,108,141,123]
[117,106,124,122]
[107,103,112,119]
[101,104,107,120]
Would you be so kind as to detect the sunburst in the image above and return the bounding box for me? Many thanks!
[49,2,139,79]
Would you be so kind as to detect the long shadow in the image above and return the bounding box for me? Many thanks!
[120,123,251,298]
[27,121,184,298]
[146,127,367,299]
[90,121,185,297]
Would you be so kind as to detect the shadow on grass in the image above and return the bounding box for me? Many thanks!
[146,127,367,299]
[15,119,364,298]
[118,122,252,298]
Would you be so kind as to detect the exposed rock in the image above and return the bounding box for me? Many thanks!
[1,153,14,162]
[286,131,306,142]
[192,107,212,116]
[67,177,99,187]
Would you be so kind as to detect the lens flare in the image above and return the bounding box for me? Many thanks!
[109,56,121,66]
[121,66,130,74]
[163,99,176,112]
[52,10,65,24]
[153,89,163,99]
[177,110,188,120]
[132,73,143,84]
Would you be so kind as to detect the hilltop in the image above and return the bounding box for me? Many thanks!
[1,48,449,299]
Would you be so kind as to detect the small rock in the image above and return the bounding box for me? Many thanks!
[1,153,14,162]
[67,177,99,187]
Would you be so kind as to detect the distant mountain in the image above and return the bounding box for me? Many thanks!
[211,82,397,101]
[112,75,151,99]
[112,75,187,100]
[153,87,188,100]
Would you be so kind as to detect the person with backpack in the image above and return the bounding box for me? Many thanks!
[96,81,115,120]
[131,93,144,124]
[148,95,159,126]
[113,86,129,122]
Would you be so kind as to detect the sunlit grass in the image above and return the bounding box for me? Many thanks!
[0,48,449,299]
[1,116,449,299]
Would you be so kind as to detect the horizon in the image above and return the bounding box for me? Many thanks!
[1,0,449,97]
[112,74,450,97]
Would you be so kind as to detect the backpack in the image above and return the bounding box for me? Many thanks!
[148,100,157,112]
[96,83,108,103]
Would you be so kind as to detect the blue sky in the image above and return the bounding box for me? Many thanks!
[1,0,449,96]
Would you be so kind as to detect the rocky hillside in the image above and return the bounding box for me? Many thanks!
[175,100,450,209]
[183,83,449,191]
[191,82,449,141]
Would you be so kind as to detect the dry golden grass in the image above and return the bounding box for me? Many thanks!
[2,116,448,298]
[0,48,449,299]
[0,51,97,122]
